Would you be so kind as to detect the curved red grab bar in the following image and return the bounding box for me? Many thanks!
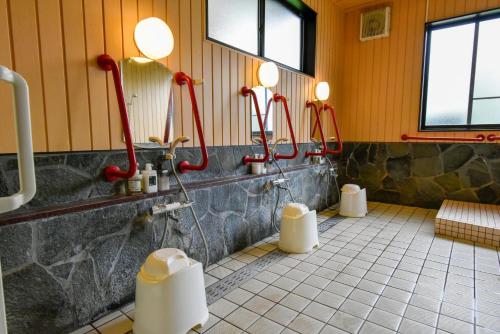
[322,104,343,155]
[174,72,209,174]
[272,94,298,160]
[487,134,500,142]
[97,54,137,182]
[305,101,327,158]
[401,134,485,142]
[242,86,270,165]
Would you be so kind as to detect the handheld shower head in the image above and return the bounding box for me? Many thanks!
[165,136,191,160]
[272,137,288,154]
[252,137,263,145]
[149,136,164,147]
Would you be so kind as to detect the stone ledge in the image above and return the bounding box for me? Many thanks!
[0,162,329,226]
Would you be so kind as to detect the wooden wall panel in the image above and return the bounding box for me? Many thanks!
[0,0,341,153]
[338,0,500,142]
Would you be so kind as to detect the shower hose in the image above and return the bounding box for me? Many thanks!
[163,158,210,268]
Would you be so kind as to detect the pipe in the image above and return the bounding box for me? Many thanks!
[174,72,209,173]
[241,86,270,165]
[97,55,137,181]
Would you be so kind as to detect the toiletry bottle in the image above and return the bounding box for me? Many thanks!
[142,163,158,193]
[159,169,170,191]
[128,165,142,195]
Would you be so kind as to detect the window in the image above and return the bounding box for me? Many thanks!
[206,0,317,76]
[421,9,500,130]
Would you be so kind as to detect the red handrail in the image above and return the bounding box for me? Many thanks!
[272,94,298,160]
[97,54,137,182]
[174,72,209,173]
[487,134,500,141]
[242,86,270,165]
[305,101,327,158]
[401,134,485,142]
[322,104,343,155]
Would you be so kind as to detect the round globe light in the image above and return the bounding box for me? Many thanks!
[134,17,174,60]
[315,82,330,101]
[258,62,279,88]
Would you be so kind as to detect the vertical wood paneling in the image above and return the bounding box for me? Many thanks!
[229,51,238,145]
[221,48,230,145]
[9,0,47,152]
[0,0,342,153]
[0,0,15,152]
[37,0,70,151]
[191,0,203,146]
[84,0,110,150]
[212,44,222,146]
[103,0,125,149]
[61,0,92,150]
[339,0,500,142]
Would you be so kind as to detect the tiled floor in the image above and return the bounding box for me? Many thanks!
[72,202,500,334]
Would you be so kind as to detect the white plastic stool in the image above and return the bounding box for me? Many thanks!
[279,203,319,253]
[340,184,367,218]
[133,248,209,334]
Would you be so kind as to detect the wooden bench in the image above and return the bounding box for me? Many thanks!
[435,200,500,247]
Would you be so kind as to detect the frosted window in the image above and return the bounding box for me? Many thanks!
[472,99,500,124]
[264,0,302,70]
[473,18,500,98]
[425,24,475,126]
[207,0,258,54]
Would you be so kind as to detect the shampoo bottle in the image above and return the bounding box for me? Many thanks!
[142,163,158,193]
[128,164,142,195]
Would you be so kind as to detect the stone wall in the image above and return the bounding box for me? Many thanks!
[0,144,338,334]
[336,142,500,208]
[0,143,319,210]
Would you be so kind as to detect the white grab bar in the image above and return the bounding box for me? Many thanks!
[0,66,36,214]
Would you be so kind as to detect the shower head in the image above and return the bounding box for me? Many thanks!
[272,137,288,153]
[165,136,190,160]
[148,136,164,146]
[252,137,263,145]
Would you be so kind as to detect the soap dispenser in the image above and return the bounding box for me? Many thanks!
[142,163,158,193]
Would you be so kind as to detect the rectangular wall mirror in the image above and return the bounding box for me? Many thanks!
[120,58,174,148]
[251,86,274,142]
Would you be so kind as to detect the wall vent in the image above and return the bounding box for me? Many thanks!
[360,6,391,41]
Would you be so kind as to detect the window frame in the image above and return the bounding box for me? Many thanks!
[205,0,317,77]
[420,8,500,131]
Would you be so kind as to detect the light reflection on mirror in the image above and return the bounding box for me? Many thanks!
[250,86,273,141]
[120,58,174,148]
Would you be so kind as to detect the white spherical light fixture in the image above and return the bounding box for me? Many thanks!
[315,82,330,101]
[134,17,174,60]
[258,62,279,88]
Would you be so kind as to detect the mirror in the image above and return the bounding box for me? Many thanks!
[120,58,174,148]
[250,86,273,142]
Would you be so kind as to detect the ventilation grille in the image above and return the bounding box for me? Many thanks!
[360,7,391,41]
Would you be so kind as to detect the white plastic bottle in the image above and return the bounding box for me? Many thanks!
[142,163,158,193]
[159,170,170,191]
[128,165,143,195]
